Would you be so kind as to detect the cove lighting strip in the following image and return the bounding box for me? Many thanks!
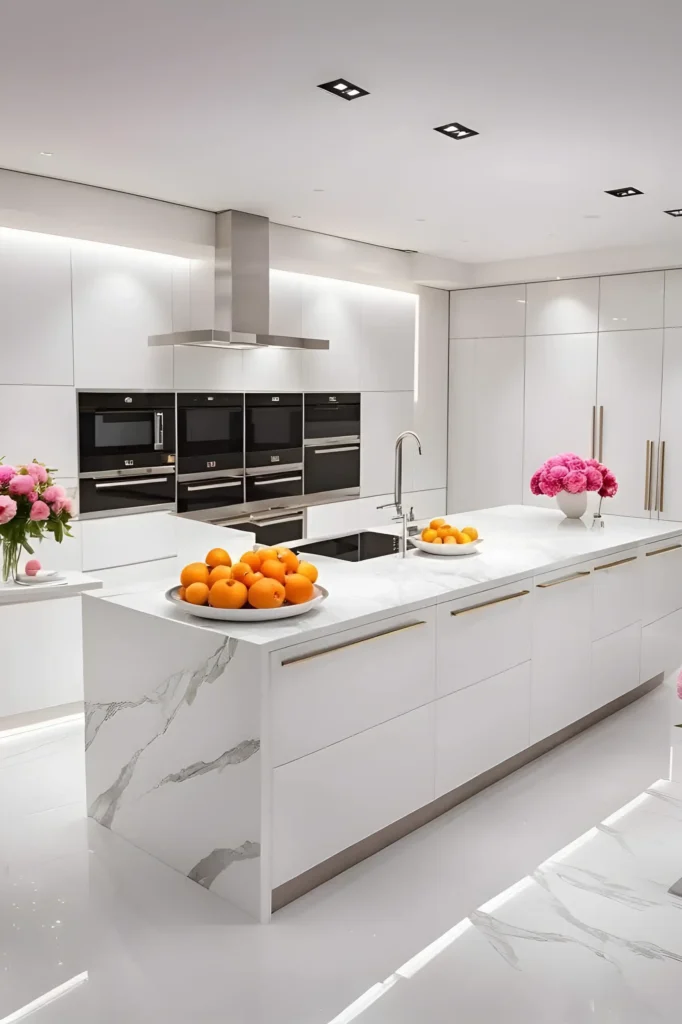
[0,712,83,742]
[0,972,88,1023]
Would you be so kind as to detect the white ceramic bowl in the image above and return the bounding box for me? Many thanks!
[411,538,482,557]
[165,584,328,622]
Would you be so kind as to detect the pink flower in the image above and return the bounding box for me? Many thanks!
[52,497,72,516]
[677,669,682,700]
[29,500,50,521]
[42,485,66,504]
[539,472,562,498]
[599,472,618,499]
[9,474,35,496]
[530,470,543,495]
[549,465,569,481]
[27,490,38,503]
[0,465,16,488]
[565,470,588,493]
[585,466,603,491]
[565,456,587,472]
[0,495,17,525]
[25,463,48,484]
[545,455,568,469]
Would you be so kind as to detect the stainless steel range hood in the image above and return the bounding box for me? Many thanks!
[148,210,329,351]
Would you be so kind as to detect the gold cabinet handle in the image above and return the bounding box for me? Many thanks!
[593,556,637,572]
[598,406,604,463]
[280,620,426,667]
[450,590,529,617]
[591,406,597,460]
[658,440,666,514]
[645,543,682,558]
[644,440,652,511]
[537,571,591,589]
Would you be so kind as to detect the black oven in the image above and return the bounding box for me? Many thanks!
[304,393,360,498]
[304,393,360,443]
[177,393,243,475]
[245,393,303,469]
[177,473,244,515]
[79,468,176,519]
[224,509,305,548]
[245,465,303,505]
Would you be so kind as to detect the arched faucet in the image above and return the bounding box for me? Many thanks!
[378,431,423,556]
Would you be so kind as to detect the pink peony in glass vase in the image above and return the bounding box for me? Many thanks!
[530,454,618,519]
[0,459,73,581]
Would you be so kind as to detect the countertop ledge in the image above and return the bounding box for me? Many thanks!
[86,506,682,650]
[0,572,102,606]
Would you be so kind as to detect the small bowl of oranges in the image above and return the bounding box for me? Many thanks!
[168,547,327,621]
[411,519,481,557]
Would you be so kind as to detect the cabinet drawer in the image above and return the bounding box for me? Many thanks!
[640,608,682,683]
[270,608,436,766]
[592,550,642,640]
[271,704,435,886]
[435,661,530,798]
[642,539,682,625]
[591,623,641,711]
[80,510,176,571]
[436,580,532,697]
[531,564,593,744]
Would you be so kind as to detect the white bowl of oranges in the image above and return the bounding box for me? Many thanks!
[411,519,481,556]
[167,547,328,621]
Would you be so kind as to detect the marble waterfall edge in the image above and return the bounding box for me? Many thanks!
[83,596,263,918]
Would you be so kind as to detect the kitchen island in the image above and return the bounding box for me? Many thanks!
[82,506,682,921]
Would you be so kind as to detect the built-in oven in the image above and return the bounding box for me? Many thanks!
[218,509,305,548]
[245,393,303,469]
[304,393,361,498]
[78,392,176,519]
[244,465,303,506]
[177,393,243,475]
[177,473,244,515]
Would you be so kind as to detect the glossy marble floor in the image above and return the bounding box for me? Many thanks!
[2,680,681,1024]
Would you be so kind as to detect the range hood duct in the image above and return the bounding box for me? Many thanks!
[149,210,329,351]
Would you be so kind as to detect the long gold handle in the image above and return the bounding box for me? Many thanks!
[537,571,591,589]
[645,543,682,558]
[593,556,637,572]
[281,620,426,667]
[451,590,530,617]
[592,406,597,460]
[598,406,604,462]
[659,440,666,514]
[644,440,652,511]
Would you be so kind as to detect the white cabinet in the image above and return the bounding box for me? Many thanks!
[664,270,682,328]
[72,245,175,389]
[525,278,599,336]
[359,287,416,392]
[657,329,682,521]
[598,272,664,332]
[641,538,682,626]
[596,329,663,517]
[450,285,526,339]
[435,661,530,797]
[530,565,593,743]
[301,276,362,392]
[271,703,435,886]
[80,511,176,572]
[360,391,414,497]
[641,608,682,683]
[270,610,436,766]
[448,336,524,511]
[436,581,532,697]
[413,287,449,492]
[523,333,598,505]
[242,346,303,392]
[591,550,642,640]
[0,232,73,385]
[0,385,78,479]
[591,623,641,711]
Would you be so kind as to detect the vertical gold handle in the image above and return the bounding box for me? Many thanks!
[644,440,652,511]
[658,440,666,515]
[591,407,597,459]
[598,406,604,462]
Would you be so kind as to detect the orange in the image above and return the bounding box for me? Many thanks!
[205,548,231,568]
[178,586,186,600]
[421,528,438,542]
[209,578,248,609]
[443,535,457,545]
[232,562,253,583]
[285,573,314,605]
[437,527,451,539]
[430,518,446,530]
[277,548,299,574]
[180,562,210,588]
[432,536,443,544]
[244,571,264,588]
[248,577,285,609]
[257,547,279,565]
[462,526,479,541]
[208,564,233,587]
[297,561,318,584]
[185,582,209,605]
[260,559,287,585]
[240,551,262,572]
[458,534,473,545]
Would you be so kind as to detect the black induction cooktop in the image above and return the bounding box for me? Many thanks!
[292,531,401,562]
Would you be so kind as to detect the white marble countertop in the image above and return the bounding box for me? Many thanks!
[0,571,102,606]
[87,505,682,651]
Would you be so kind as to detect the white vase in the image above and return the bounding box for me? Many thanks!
[556,490,588,519]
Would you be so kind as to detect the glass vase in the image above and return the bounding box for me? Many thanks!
[1,539,22,583]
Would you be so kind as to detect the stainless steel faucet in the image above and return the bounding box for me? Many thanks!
[378,430,423,556]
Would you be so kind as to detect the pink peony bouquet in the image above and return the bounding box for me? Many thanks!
[0,459,73,581]
[530,453,618,500]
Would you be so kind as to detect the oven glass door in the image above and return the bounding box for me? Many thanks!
[229,514,304,547]
[304,395,360,441]
[245,406,302,453]
[177,477,244,514]
[79,472,176,517]
[245,471,303,505]
[304,443,360,495]
[86,411,156,456]
[178,407,243,459]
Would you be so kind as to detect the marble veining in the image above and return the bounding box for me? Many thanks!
[188,841,261,890]
[149,737,260,791]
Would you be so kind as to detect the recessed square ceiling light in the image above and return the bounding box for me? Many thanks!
[318,78,369,101]
[434,122,479,140]
[605,187,643,197]
[664,208,682,217]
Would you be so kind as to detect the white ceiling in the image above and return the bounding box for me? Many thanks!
[2,0,682,263]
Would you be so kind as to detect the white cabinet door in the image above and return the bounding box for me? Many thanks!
[361,391,414,497]
[0,232,73,385]
[449,285,526,339]
[641,539,682,625]
[530,565,593,743]
[80,511,177,571]
[448,337,524,511]
[641,608,682,683]
[523,334,598,506]
[0,385,78,479]
[596,329,663,518]
[435,661,531,798]
[272,704,435,886]
[359,288,416,392]
[658,329,682,521]
[591,623,641,711]
[591,549,642,640]
[301,276,362,392]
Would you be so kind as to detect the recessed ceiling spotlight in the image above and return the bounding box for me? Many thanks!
[416,218,426,222]
[318,78,369,101]
[313,188,325,192]
[664,208,682,217]
[39,151,53,157]
[605,186,643,197]
[291,215,302,219]
[434,122,479,140]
